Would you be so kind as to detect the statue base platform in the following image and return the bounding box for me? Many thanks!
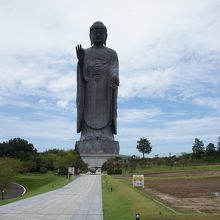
[76,139,119,167]
[80,153,119,168]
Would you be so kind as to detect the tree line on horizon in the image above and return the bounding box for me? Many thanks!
[136,136,220,159]
[102,136,220,174]
[0,138,88,190]
[1,136,220,181]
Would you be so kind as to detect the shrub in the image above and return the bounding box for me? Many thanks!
[39,167,48,173]
[114,169,122,174]
[107,169,122,175]
[58,166,68,175]
[107,169,114,175]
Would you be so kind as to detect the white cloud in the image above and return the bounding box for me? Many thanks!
[48,72,75,99]
[1,0,219,103]
[56,100,69,108]
[119,115,220,142]
[0,54,76,107]
[39,99,47,104]
[119,68,175,98]
[0,113,76,141]
[118,108,162,122]
[118,115,220,155]
[193,97,220,111]
[163,116,220,139]
[1,0,219,52]
[0,0,220,155]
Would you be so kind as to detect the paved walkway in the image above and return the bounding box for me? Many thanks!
[0,175,103,220]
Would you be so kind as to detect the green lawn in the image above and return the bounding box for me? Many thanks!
[102,175,220,220]
[0,172,72,206]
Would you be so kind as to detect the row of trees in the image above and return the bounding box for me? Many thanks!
[192,137,220,159]
[0,138,88,173]
[0,138,37,161]
[136,137,220,159]
[103,137,153,174]
[0,138,88,190]
[102,136,220,174]
[102,150,220,175]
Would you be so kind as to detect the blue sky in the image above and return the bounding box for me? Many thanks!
[0,0,220,157]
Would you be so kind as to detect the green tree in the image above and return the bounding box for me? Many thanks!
[0,158,23,190]
[40,153,57,170]
[192,138,205,158]
[102,159,114,174]
[102,157,123,175]
[179,152,191,169]
[137,137,152,158]
[22,160,37,172]
[128,156,137,172]
[40,149,88,173]
[0,138,37,160]
[205,143,216,155]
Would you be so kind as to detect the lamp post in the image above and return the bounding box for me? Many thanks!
[136,213,140,220]
[1,190,4,200]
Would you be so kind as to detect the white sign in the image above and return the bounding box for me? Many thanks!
[68,167,75,175]
[133,175,144,188]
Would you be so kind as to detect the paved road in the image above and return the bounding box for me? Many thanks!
[0,175,103,220]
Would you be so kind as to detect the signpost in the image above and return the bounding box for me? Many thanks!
[68,167,75,178]
[133,175,144,188]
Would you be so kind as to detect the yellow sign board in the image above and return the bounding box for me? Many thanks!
[133,175,144,188]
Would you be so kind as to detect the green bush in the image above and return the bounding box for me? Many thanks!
[107,169,114,175]
[22,161,37,172]
[107,169,122,175]
[58,166,68,175]
[114,169,122,174]
[39,167,48,173]
[0,157,23,190]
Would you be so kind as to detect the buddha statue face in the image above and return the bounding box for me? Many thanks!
[90,28,107,46]
[89,21,107,46]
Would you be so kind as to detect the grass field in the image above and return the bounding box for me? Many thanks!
[102,170,220,220]
[0,172,72,206]
[102,175,174,220]
[122,165,220,213]
[124,164,220,174]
